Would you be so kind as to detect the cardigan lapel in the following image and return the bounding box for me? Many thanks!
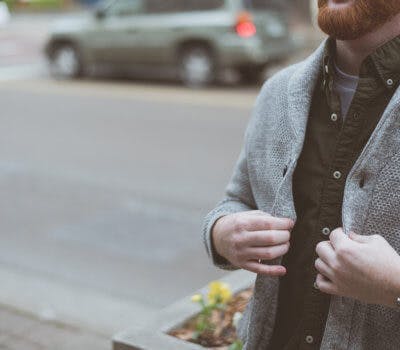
[342,83,400,235]
[287,40,327,146]
[271,40,327,221]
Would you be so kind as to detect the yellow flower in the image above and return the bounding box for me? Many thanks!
[207,281,232,305]
[191,294,203,303]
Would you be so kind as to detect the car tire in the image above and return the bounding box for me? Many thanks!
[179,46,215,87]
[49,43,84,79]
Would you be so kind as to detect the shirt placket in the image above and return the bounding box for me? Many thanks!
[297,81,367,350]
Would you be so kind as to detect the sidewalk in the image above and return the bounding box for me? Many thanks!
[0,305,109,350]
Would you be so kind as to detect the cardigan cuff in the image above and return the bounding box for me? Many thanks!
[203,200,253,271]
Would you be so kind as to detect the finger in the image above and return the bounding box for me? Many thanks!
[329,227,351,250]
[314,258,335,281]
[244,260,287,277]
[349,231,371,243]
[315,273,339,295]
[240,216,294,232]
[315,240,336,266]
[245,230,291,247]
[245,242,290,261]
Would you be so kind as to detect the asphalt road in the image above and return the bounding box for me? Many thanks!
[0,75,259,337]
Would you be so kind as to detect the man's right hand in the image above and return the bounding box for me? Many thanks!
[211,210,295,276]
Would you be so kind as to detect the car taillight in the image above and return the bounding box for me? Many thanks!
[235,12,256,38]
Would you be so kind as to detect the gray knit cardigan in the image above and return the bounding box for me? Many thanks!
[202,40,400,350]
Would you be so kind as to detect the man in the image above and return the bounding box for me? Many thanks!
[202,0,400,349]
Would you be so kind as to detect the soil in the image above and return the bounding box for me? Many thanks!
[168,288,253,349]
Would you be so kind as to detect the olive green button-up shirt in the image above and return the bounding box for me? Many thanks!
[268,36,400,350]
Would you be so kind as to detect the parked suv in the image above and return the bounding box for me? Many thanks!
[45,0,295,86]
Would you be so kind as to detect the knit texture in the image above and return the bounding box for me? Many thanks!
[202,39,400,350]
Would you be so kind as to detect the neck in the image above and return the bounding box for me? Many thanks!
[335,13,400,76]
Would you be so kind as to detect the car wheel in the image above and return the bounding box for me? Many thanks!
[49,44,84,79]
[179,46,215,87]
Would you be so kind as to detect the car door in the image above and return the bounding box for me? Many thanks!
[86,0,146,65]
[129,0,186,66]
[137,0,225,67]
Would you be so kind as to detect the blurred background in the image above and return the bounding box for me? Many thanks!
[0,1,323,349]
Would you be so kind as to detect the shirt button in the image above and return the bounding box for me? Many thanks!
[330,113,338,122]
[333,170,342,179]
[305,335,314,344]
[322,227,331,235]
[387,78,394,86]
[353,112,359,121]
[325,65,329,74]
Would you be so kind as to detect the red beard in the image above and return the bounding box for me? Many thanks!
[318,0,400,40]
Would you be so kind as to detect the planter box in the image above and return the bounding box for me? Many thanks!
[113,270,255,350]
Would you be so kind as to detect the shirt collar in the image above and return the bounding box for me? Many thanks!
[322,35,400,92]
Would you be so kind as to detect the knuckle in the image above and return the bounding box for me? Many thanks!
[283,219,293,229]
[231,234,244,250]
[234,217,247,231]
[264,233,276,245]
[336,245,350,259]
[263,220,272,230]
[331,260,340,272]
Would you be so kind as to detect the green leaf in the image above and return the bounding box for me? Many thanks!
[228,340,243,350]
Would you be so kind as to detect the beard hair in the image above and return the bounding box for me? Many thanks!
[318,0,400,40]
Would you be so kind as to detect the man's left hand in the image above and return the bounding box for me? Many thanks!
[315,228,400,307]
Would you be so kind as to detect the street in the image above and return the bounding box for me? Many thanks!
[0,31,258,348]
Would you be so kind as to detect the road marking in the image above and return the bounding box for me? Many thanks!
[0,78,258,109]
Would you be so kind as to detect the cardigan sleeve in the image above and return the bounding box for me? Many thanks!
[202,133,257,270]
[202,75,281,270]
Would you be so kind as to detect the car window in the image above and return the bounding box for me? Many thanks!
[145,0,224,14]
[184,0,224,11]
[243,0,286,11]
[107,0,144,16]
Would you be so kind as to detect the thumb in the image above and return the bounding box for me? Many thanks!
[349,231,370,243]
